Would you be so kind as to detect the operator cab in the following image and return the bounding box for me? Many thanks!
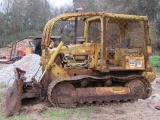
[84,16,149,71]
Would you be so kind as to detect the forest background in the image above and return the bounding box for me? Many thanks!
[0,0,160,52]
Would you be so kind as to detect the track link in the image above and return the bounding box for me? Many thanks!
[48,75,151,107]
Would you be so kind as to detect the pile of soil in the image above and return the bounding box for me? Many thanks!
[0,39,34,57]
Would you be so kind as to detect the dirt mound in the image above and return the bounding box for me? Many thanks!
[0,39,34,57]
[20,103,47,114]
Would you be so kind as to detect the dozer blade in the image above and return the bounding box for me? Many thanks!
[6,67,26,116]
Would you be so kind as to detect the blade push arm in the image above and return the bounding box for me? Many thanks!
[39,41,64,81]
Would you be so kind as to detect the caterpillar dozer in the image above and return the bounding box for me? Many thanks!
[6,12,156,116]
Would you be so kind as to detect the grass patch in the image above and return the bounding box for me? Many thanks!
[44,106,94,120]
[156,69,160,73]
[44,108,71,120]
[150,55,160,73]
[0,93,5,101]
[0,112,5,120]
[0,85,6,101]
[0,83,7,101]
[9,115,25,120]
[48,109,69,118]
[0,110,28,120]
[0,104,95,120]
[150,55,160,67]
[76,106,93,120]
[0,84,7,89]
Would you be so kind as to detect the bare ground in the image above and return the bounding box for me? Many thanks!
[0,64,160,120]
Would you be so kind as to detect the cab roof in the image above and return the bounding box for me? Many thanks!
[57,12,148,21]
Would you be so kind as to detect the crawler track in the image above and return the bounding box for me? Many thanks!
[48,75,151,108]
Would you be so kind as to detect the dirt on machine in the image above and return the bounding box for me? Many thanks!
[5,12,156,116]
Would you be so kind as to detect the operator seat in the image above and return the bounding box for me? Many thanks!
[119,38,131,48]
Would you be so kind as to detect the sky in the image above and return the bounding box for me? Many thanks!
[48,0,73,7]
[0,0,73,7]
[0,0,74,11]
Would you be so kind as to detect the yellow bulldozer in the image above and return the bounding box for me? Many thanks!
[6,12,156,116]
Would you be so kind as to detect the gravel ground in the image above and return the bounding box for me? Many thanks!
[0,64,9,70]
[0,54,42,85]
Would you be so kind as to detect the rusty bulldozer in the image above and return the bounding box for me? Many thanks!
[6,12,156,116]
